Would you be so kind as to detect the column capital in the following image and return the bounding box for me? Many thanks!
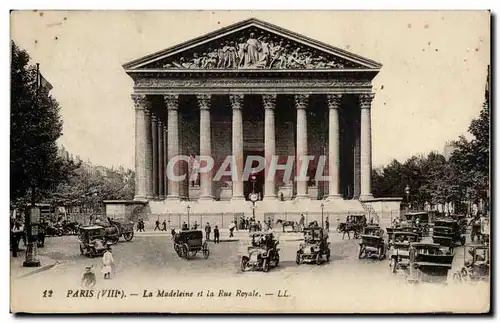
[230,94,244,109]
[295,94,309,109]
[197,94,211,110]
[158,120,164,127]
[326,94,342,108]
[151,114,157,122]
[164,94,179,110]
[132,94,151,111]
[359,93,375,108]
[262,94,277,109]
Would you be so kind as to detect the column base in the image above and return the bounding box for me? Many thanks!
[159,195,165,200]
[134,195,147,202]
[326,194,343,201]
[359,194,374,201]
[146,195,154,200]
[166,195,181,201]
[198,195,214,201]
[295,194,311,200]
[230,195,245,201]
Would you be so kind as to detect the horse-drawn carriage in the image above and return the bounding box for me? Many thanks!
[296,227,330,265]
[338,214,367,239]
[173,230,210,260]
[432,218,466,250]
[453,243,489,283]
[407,243,454,284]
[78,225,108,257]
[358,225,387,260]
[389,232,420,274]
[98,217,135,244]
[241,232,280,272]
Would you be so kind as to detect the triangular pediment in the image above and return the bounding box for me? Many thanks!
[123,18,382,71]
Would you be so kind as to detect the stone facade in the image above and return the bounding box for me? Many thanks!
[123,18,381,217]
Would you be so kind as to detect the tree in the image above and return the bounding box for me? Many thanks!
[10,41,78,206]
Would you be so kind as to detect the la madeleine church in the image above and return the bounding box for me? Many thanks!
[105,18,402,224]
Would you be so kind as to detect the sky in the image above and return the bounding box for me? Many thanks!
[10,10,490,169]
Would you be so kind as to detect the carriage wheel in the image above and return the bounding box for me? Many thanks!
[174,245,181,257]
[275,253,280,266]
[203,245,210,259]
[296,252,301,265]
[241,256,249,271]
[358,246,364,259]
[262,259,270,272]
[123,232,134,242]
[315,253,322,265]
[354,231,360,239]
[182,244,189,260]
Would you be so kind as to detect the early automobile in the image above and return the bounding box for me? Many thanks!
[453,243,489,282]
[389,232,420,274]
[241,232,280,272]
[407,242,454,284]
[337,214,367,239]
[432,218,466,250]
[98,217,135,244]
[78,225,108,257]
[403,212,430,236]
[358,226,387,260]
[173,230,209,260]
[296,227,331,265]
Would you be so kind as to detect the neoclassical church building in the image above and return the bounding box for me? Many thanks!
[113,18,399,221]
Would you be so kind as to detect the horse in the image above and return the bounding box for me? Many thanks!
[338,222,361,240]
[276,219,300,232]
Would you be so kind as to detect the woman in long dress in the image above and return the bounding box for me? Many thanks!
[102,245,114,279]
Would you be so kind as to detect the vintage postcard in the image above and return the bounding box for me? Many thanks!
[9,10,490,313]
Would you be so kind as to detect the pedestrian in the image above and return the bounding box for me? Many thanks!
[205,222,211,240]
[229,221,235,238]
[325,217,330,232]
[192,221,198,230]
[89,214,93,226]
[10,222,19,258]
[162,220,167,231]
[182,221,188,231]
[234,219,239,231]
[154,219,161,231]
[101,244,114,280]
[257,221,262,231]
[299,214,305,230]
[137,219,142,232]
[213,225,220,243]
[171,228,176,240]
[141,219,146,232]
[267,217,272,229]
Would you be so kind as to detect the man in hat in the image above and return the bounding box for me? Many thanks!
[102,243,114,279]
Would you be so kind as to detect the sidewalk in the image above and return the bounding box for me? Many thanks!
[135,228,304,242]
[10,252,58,280]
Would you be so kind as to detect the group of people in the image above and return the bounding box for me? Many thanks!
[10,219,26,257]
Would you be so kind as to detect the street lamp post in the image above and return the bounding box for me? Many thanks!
[187,205,191,228]
[250,172,257,219]
[320,203,324,229]
[405,185,410,212]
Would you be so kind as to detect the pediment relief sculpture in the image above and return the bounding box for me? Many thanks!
[147,29,362,70]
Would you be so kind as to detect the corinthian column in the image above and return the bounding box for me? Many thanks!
[132,94,149,201]
[151,114,159,199]
[359,93,374,200]
[158,120,165,200]
[230,94,245,201]
[197,94,213,200]
[263,94,277,200]
[295,94,309,199]
[165,94,180,201]
[163,126,168,198]
[327,94,342,200]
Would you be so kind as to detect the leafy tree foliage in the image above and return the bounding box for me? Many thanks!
[10,41,79,206]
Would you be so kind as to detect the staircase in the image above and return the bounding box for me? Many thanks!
[360,202,380,224]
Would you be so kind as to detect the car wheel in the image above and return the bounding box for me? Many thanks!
[275,253,280,266]
[203,243,210,259]
[296,252,301,265]
[358,246,365,259]
[182,244,189,260]
[263,259,270,272]
[241,256,249,271]
[315,253,321,265]
[326,248,331,262]
[123,232,134,241]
